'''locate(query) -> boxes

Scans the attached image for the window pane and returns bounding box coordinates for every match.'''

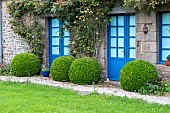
[162,50,170,60]
[129,49,135,58]
[162,13,170,24]
[162,26,170,36]
[129,27,135,36]
[64,47,69,55]
[52,47,59,54]
[162,38,170,48]
[111,27,116,36]
[111,16,116,26]
[118,16,124,26]
[129,38,135,47]
[118,27,124,36]
[52,28,59,36]
[52,19,59,27]
[64,38,70,46]
[118,48,124,58]
[111,38,116,47]
[64,30,70,36]
[118,38,124,47]
[130,16,135,26]
[111,48,116,57]
[52,38,59,45]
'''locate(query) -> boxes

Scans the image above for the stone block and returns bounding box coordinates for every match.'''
[140,53,158,63]
[150,42,158,53]
[155,64,170,72]
[136,32,145,42]
[148,53,158,64]
[99,58,106,70]
[138,11,157,23]
[136,53,142,60]
[141,42,150,53]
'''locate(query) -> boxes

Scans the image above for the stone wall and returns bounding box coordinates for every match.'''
[136,11,158,64]
[136,11,170,80]
[1,1,30,65]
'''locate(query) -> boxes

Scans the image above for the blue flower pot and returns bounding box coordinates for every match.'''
[42,71,50,77]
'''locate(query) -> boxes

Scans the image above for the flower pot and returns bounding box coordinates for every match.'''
[165,60,170,66]
[42,71,50,77]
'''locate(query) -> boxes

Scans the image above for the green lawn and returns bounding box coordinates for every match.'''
[0,81,169,113]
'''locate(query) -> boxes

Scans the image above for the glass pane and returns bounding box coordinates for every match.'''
[162,26,170,36]
[129,27,135,36]
[118,38,124,47]
[52,38,59,45]
[162,50,170,60]
[111,27,116,36]
[111,38,116,47]
[52,19,59,27]
[111,48,116,57]
[118,27,124,36]
[52,47,59,54]
[64,47,69,55]
[111,16,116,26]
[129,49,136,58]
[118,16,124,26]
[130,16,135,26]
[118,48,124,58]
[64,30,70,36]
[129,38,135,47]
[162,38,170,48]
[52,28,59,36]
[162,13,170,24]
[64,38,70,46]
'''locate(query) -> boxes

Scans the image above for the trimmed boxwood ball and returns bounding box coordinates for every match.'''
[50,56,74,82]
[69,57,101,85]
[120,60,158,91]
[10,52,41,77]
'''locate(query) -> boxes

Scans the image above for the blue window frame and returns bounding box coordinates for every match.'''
[159,13,170,63]
[49,18,70,67]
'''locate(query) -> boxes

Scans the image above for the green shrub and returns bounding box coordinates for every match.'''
[50,56,74,82]
[10,52,41,77]
[69,57,101,85]
[120,60,158,91]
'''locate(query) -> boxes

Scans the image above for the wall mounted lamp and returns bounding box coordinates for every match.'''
[143,23,148,34]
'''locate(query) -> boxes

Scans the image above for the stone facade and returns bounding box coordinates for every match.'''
[0,1,170,80]
[1,1,30,65]
[135,11,170,80]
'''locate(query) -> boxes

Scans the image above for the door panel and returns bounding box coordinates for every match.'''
[108,15,136,80]
[49,18,70,67]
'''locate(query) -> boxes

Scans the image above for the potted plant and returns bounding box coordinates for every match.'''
[165,55,170,66]
[42,68,50,77]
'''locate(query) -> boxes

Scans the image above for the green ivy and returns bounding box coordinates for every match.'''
[7,0,122,58]
[7,0,53,58]
[124,0,170,13]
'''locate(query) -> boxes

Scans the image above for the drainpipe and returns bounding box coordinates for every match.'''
[0,3,2,63]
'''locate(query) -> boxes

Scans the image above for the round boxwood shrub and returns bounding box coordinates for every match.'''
[10,52,41,77]
[120,60,158,91]
[69,57,101,85]
[50,56,74,82]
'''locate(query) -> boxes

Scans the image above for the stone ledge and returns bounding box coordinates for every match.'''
[155,64,170,80]
[155,64,170,72]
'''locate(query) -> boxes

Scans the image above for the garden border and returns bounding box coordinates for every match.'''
[0,75,169,105]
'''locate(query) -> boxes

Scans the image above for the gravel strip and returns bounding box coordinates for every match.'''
[0,76,170,105]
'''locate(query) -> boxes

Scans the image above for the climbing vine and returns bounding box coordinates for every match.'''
[7,0,170,58]
[124,0,170,13]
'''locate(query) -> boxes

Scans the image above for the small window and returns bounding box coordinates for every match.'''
[160,13,170,62]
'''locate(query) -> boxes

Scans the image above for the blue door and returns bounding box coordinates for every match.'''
[107,15,136,80]
[49,18,70,66]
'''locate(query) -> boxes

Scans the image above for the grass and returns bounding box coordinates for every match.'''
[0,81,169,113]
